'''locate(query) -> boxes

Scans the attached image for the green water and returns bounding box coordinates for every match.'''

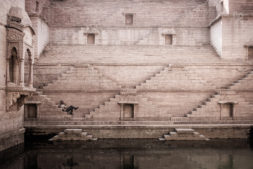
[1,140,253,169]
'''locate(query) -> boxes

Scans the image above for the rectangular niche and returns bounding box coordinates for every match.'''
[24,104,37,120]
[125,14,133,25]
[221,103,234,118]
[165,34,173,45]
[248,47,253,60]
[123,104,134,119]
[87,33,95,44]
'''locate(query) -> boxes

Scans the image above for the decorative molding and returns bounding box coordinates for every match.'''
[7,29,24,41]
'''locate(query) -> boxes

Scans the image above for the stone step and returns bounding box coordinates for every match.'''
[159,128,209,141]
[175,128,194,133]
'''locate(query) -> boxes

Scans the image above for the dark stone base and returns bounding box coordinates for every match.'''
[0,128,25,152]
[0,143,24,164]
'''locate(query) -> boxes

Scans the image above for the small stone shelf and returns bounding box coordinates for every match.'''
[49,129,97,141]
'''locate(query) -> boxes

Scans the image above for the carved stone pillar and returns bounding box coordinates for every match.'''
[19,58,24,87]
[6,58,10,83]
[29,62,33,88]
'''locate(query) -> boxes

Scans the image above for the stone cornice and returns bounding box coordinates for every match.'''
[34,62,253,67]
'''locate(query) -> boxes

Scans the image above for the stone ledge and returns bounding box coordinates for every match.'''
[24,124,253,129]
[43,89,120,93]
[49,129,97,141]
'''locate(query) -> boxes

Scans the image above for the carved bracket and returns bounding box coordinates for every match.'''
[6,91,29,111]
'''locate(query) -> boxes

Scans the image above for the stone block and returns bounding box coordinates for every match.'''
[64,129,82,135]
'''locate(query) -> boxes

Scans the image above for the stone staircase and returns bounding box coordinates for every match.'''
[49,129,97,141]
[225,69,253,90]
[185,91,253,119]
[185,92,219,118]
[86,65,173,119]
[38,45,220,64]
[159,128,209,141]
[36,66,74,90]
[85,94,120,119]
[44,64,121,91]
[27,91,70,120]
[33,64,122,119]
[181,69,253,119]
[136,66,216,91]
[87,94,164,120]
[135,65,172,90]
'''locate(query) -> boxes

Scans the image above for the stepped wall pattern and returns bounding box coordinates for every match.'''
[18,0,253,141]
[31,60,253,122]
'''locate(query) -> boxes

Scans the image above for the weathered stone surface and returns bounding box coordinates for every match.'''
[49,129,97,141]
[1,0,253,152]
[0,0,35,152]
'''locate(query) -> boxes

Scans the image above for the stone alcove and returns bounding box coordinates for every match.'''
[9,47,19,84]
[84,27,99,45]
[6,7,36,111]
[118,101,138,120]
[219,101,237,120]
[160,28,176,45]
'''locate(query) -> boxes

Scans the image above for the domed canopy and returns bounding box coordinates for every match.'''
[8,7,23,19]
[8,7,34,34]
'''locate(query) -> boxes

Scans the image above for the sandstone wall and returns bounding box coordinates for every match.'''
[25,0,50,16]
[40,0,210,46]
[209,0,253,60]
[0,0,26,152]
[49,27,209,46]
[32,64,253,120]
[0,26,7,116]
[222,16,253,60]
[42,0,209,28]
[31,17,49,59]
[229,0,253,14]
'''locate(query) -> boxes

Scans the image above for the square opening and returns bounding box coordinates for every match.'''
[221,103,234,118]
[24,104,37,119]
[123,104,134,119]
[125,14,133,25]
[165,34,173,45]
[248,47,253,60]
[87,33,95,44]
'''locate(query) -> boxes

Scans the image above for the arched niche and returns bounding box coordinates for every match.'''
[24,49,32,87]
[9,47,19,84]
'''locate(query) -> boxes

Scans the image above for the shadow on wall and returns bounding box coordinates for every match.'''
[249,126,253,149]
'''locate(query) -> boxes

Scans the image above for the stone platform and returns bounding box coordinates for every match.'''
[25,123,252,140]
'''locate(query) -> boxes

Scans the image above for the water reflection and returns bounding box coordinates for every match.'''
[1,144,253,169]
[61,156,78,169]
[249,126,253,149]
